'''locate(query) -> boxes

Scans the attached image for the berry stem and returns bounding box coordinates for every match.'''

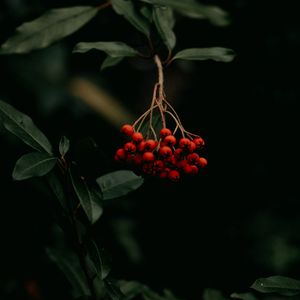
[96,1,111,10]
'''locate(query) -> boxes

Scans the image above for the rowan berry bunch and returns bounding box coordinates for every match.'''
[115,55,207,182]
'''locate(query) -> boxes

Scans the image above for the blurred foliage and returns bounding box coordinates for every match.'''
[1,0,300,300]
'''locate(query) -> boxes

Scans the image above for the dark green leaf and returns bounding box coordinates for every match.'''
[13,152,57,181]
[88,241,111,279]
[105,279,125,300]
[251,276,300,296]
[230,293,258,300]
[140,6,153,22]
[0,100,53,153]
[0,6,98,54]
[173,47,235,62]
[153,6,176,50]
[112,0,150,37]
[96,170,144,200]
[70,171,103,224]
[46,248,90,297]
[120,281,145,300]
[46,171,67,211]
[74,41,139,57]
[59,136,70,157]
[101,56,124,70]
[139,0,229,26]
[203,289,227,300]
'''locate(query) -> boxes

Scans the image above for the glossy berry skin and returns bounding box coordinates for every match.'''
[160,128,172,139]
[159,146,172,157]
[168,170,180,181]
[164,135,176,147]
[131,132,143,143]
[198,157,208,168]
[115,148,126,161]
[121,124,134,136]
[124,142,136,153]
[179,138,191,149]
[144,139,157,151]
[142,152,155,162]
[193,137,205,148]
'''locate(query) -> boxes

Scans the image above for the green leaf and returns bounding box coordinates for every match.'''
[203,289,227,300]
[173,47,235,63]
[153,6,176,50]
[139,0,229,26]
[0,6,98,54]
[70,171,103,224]
[73,41,139,57]
[88,241,111,280]
[140,6,153,22]
[46,171,67,211]
[101,56,124,70]
[230,293,258,300]
[251,276,300,296]
[59,136,70,157]
[112,0,150,37]
[105,279,125,300]
[13,152,57,181]
[97,170,144,200]
[46,248,90,298]
[0,100,53,153]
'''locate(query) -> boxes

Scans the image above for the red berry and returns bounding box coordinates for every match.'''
[159,146,172,157]
[121,124,134,136]
[133,154,143,165]
[179,138,191,149]
[144,139,157,151]
[198,157,208,168]
[168,170,180,181]
[132,132,143,143]
[160,128,172,138]
[177,159,188,169]
[165,155,177,167]
[154,160,164,172]
[193,137,205,148]
[188,141,196,152]
[174,148,183,159]
[164,135,176,147]
[138,141,146,152]
[124,142,136,153]
[184,164,198,175]
[142,163,153,174]
[187,153,200,164]
[143,152,155,162]
[159,171,168,179]
[114,148,126,161]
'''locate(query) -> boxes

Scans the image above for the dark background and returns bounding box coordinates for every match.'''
[1,0,300,299]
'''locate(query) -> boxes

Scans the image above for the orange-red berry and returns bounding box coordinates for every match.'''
[193,137,205,148]
[188,141,196,152]
[115,148,126,161]
[131,132,143,143]
[164,135,176,147]
[142,152,155,162]
[159,146,172,157]
[179,138,191,149]
[124,142,136,153]
[160,128,172,138]
[198,157,208,168]
[168,170,180,181]
[121,124,134,136]
[144,139,157,151]
[184,164,198,175]
[187,153,199,164]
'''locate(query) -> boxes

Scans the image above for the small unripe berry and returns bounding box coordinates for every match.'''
[124,142,136,153]
[131,132,143,143]
[179,138,191,149]
[159,146,172,157]
[144,139,157,151]
[168,170,180,181]
[193,137,205,148]
[160,128,172,139]
[115,148,126,161]
[198,157,208,168]
[164,135,176,147]
[142,151,155,162]
[121,124,134,136]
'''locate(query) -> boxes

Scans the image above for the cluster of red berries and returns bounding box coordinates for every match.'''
[115,124,207,181]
